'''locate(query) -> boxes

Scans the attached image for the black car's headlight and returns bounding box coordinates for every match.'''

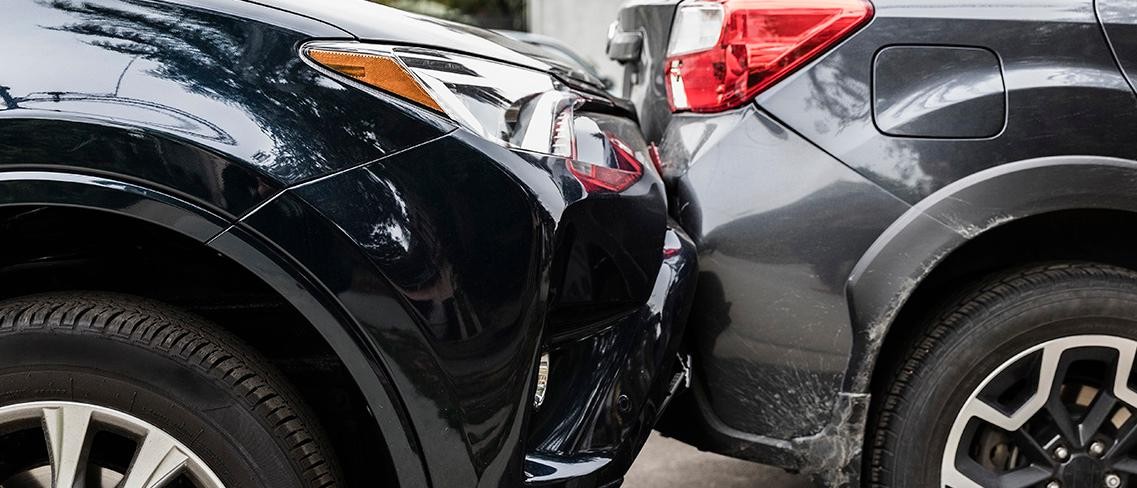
[302,41,578,159]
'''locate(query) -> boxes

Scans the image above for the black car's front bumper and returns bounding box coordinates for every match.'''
[524,222,697,487]
[233,116,696,487]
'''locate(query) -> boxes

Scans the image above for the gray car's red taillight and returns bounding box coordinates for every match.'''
[664,0,874,113]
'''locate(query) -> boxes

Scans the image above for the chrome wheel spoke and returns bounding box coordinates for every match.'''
[0,401,226,488]
[976,344,1061,432]
[42,404,93,488]
[1112,341,1137,409]
[943,465,987,488]
[120,432,188,488]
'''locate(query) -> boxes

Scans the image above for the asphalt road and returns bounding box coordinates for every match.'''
[623,433,813,488]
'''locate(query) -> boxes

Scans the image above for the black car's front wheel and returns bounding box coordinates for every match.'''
[870,263,1137,488]
[0,293,338,488]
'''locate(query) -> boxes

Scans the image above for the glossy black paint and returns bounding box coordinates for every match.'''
[0,171,228,240]
[617,0,1137,485]
[1,0,454,202]
[280,120,680,486]
[287,132,556,487]
[2,1,693,487]
[526,224,696,486]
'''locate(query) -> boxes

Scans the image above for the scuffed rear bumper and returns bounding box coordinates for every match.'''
[524,222,697,487]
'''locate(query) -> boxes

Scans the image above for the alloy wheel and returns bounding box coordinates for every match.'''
[943,335,1137,488]
[0,401,225,488]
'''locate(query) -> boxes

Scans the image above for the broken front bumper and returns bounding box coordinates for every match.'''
[523,222,697,487]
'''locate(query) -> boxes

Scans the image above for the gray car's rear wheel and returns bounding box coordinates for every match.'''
[869,263,1137,488]
[0,293,339,488]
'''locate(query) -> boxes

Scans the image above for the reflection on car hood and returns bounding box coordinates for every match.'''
[258,0,607,90]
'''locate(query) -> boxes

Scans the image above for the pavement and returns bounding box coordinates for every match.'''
[623,433,813,488]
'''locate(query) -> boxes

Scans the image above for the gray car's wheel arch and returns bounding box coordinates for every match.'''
[849,155,1137,397]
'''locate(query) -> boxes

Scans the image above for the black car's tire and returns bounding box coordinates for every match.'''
[0,292,338,487]
[868,263,1137,487]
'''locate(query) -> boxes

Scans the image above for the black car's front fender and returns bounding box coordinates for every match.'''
[261,129,560,487]
[0,168,431,486]
[251,119,691,487]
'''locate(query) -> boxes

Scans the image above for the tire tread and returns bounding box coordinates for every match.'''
[868,262,1137,487]
[0,292,338,488]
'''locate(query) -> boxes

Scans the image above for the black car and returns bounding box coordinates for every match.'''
[0,1,696,486]
[612,0,1137,487]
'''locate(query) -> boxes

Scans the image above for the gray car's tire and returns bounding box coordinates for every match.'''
[0,292,338,487]
[868,263,1137,487]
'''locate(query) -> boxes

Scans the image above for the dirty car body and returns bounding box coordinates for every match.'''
[0,0,694,486]
[613,0,1137,486]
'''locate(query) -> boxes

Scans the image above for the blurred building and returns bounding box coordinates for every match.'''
[376,0,626,90]
[527,0,624,91]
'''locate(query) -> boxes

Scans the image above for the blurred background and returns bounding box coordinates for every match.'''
[374,0,624,90]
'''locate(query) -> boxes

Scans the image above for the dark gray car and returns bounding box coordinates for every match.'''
[612,0,1137,487]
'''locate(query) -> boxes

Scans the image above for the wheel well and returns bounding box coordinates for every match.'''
[0,205,396,486]
[870,208,1137,399]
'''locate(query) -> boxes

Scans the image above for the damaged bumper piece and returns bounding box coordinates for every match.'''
[524,224,697,487]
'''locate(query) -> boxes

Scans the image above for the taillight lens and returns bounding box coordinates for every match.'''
[568,133,644,193]
[665,0,874,113]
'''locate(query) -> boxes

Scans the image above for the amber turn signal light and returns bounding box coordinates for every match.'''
[306,48,443,113]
